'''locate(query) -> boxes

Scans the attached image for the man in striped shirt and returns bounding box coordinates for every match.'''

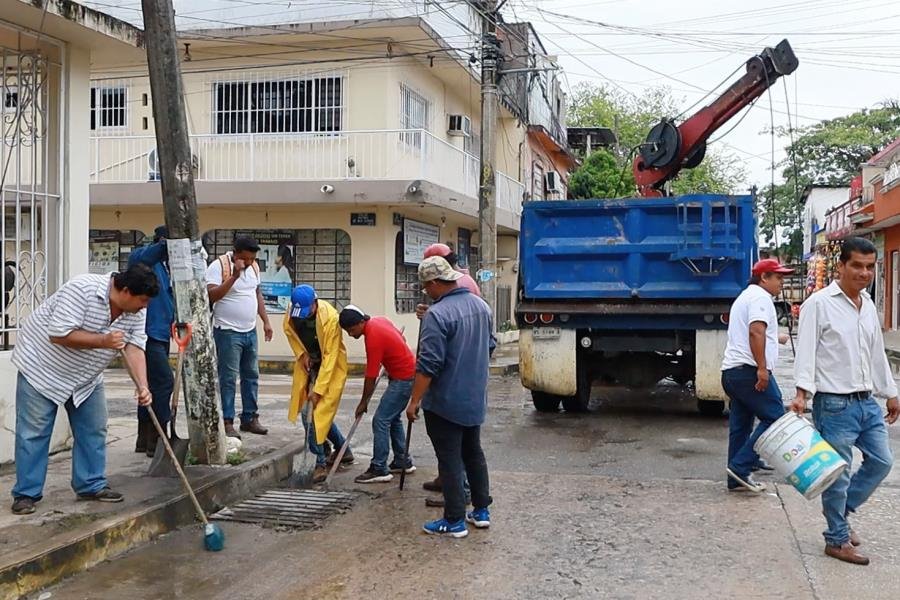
[9,264,159,515]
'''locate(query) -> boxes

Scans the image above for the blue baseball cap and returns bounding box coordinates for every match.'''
[290,285,318,318]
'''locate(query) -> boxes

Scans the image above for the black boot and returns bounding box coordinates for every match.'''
[135,420,149,454]
[145,424,160,457]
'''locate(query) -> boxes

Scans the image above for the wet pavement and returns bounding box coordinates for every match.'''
[29,343,900,599]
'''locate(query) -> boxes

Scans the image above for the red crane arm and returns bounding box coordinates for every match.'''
[633,39,798,197]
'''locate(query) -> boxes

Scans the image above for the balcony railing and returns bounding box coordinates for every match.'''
[90,129,481,200]
[497,172,527,218]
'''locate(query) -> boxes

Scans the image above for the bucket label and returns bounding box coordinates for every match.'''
[786,438,844,495]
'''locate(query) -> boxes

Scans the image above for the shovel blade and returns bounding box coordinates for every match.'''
[148,436,190,478]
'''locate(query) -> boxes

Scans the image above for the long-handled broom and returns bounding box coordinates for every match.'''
[121,349,225,551]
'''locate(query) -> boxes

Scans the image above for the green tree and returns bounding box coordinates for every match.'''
[759,104,900,258]
[567,82,746,198]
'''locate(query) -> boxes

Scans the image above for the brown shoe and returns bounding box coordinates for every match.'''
[850,529,862,547]
[240,416,268,435]
[824,543,869,565]
[423,475,442,492]
[326,448,354,467]
[223,419,242,439]
[312,465,328,484]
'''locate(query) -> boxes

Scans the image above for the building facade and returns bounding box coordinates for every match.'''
[0,0,145,463]
[88,16,571,358]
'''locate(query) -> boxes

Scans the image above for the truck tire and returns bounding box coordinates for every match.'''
[532,391,562,413]
[697,399,726,417]
[562,393,589,413]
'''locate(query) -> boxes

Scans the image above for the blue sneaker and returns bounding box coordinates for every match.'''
[422,517,468,538]
[466,507,490,529]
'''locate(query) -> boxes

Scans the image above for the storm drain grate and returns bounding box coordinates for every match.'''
[211,489,356,530]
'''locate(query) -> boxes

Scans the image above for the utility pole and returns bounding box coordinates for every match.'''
[478,0,500,331]
[141,0,226,464]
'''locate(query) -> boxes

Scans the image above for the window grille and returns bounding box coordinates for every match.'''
[213,77,343,134]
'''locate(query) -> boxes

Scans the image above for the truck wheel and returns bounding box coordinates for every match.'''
[697,399,726,417]
[562,394,589,413]
[532,392,561,413]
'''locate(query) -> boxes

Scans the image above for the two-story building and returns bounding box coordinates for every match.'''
[88,14,571,359]
[0,0,145,463]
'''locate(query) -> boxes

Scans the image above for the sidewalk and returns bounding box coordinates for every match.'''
[0,373,307,600]
[109,341,521,377]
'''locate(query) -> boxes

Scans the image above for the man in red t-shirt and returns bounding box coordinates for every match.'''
[340,305,416,483]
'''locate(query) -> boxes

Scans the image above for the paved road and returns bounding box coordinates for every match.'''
[37,355,900,600]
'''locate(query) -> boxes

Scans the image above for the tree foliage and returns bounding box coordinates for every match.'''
[566,82,746,199]
[758,104,900,258]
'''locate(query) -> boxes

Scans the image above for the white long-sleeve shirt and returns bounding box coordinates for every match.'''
[794,281,897,399]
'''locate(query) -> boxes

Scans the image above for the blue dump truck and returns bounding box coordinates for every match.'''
[515,40,797,414]
[516,195,757,414]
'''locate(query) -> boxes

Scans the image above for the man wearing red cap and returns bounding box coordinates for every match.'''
[721,258,793,493]
[422,243,480,297]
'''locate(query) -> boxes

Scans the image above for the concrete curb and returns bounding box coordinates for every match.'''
[490,362,519,376]
[0,441,306,600]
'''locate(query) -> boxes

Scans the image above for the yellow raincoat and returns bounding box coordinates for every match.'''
[283,299,348,444]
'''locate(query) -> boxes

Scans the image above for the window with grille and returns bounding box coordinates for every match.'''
[3,86,16,108]
[90,86,127,131]
[395,231,422,314]
[88,230,147,274]
[213,77,343,134]
[202,228,351,309]
[399,83,431,148]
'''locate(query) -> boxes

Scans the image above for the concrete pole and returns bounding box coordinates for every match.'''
[141,0,226,464]
[479,0,500,331]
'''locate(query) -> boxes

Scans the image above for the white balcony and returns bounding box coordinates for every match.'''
[90,129,482,200]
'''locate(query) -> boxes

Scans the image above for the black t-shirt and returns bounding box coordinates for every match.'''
[291,316,321,362]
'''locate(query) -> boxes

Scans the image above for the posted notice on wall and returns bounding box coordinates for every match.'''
[403,218,440,265]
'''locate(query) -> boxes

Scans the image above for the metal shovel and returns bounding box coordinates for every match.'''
[149,323,193,477]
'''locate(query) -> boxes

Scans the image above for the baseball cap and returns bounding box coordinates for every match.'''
[751,258,794,276]
[290,285,317,318]
[339,305,370,328]
[423,243,452,259]
[418,256,463,283]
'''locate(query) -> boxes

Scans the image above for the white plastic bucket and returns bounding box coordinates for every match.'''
[753,412,847,500]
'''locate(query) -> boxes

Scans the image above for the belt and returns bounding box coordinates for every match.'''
[819,391,871,401]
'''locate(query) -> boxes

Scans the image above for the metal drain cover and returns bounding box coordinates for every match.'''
[211,489,356,529]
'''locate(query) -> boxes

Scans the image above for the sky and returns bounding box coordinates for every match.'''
[84,0,900,191]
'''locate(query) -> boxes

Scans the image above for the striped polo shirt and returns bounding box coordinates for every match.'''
[11,273,147,407]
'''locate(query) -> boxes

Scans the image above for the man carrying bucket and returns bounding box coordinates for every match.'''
[721,258,792,493]
[792,237,900,566]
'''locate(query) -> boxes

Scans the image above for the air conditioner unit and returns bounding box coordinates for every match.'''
[448,114,471,137]
[148,148,199,181]
[545,171,562,194]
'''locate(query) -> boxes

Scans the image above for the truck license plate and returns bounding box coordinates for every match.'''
[533,327,560,340]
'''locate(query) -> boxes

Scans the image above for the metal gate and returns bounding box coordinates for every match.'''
[497,284,512,326]
[1,28,62,349]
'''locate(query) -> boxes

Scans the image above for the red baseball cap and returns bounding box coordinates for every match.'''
[751,258,794,276]
[423,243,452,259]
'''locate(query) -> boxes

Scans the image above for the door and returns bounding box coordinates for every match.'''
[892,251,899,329]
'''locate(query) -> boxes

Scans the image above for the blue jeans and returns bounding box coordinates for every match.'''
[138,338,173,426]
[213,328,259,424]
[813,392,893,547]
[12,373,109,499]
[722,366,785,484]
[370,378,414,474]
[301,412,347,467]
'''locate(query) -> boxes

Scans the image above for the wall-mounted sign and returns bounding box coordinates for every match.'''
[883,161,900,188]
[403,218,440,265]
[350,212,376,226]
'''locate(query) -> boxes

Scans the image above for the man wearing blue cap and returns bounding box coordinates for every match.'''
[283,285,352,483]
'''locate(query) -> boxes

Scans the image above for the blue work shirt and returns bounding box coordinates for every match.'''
[417,286,495,427]
[128,241,174,343]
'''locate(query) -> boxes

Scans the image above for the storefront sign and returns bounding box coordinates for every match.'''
[883,161,900,188]
[350,212,376,226]
[403,218,440,265]
[89,238,118,274]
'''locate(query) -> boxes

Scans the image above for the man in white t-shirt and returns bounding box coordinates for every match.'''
[206,236,274,438]
[721,258,792,493]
